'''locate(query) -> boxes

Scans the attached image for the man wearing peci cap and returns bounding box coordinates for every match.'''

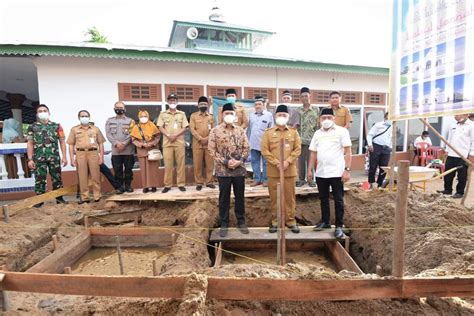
[157,93,189,193]
[247,95,274,187]
[261,104,302,233]
[307,108,352,239]
[281,90,300,128]
[189,96,216,190]
[218,88,248,128]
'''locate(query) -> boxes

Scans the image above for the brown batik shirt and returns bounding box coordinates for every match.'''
[208,123,250,177]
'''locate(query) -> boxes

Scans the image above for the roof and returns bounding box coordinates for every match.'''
[171,20,274,36]
[0,41,389,76]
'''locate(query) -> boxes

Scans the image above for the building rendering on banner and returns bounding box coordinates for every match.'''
[1,5,442,197]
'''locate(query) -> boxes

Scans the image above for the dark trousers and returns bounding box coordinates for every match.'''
[444,156,468,194]
[298,144,311,182]
[368,143,391,186]
[112,155,134,188]
[217,176,246,227]
[100,163,120,189]
[316,177,345,227]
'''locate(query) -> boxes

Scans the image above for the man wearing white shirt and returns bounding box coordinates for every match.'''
[414,131,432,147]
[437,114,474,198]
[367,112,392,189]
[307,108,352,239]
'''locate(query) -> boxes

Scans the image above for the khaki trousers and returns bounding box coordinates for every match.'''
[268,176,297,226]
[76,150,101,201]
[192,147,214,185]
[163,146,186,187]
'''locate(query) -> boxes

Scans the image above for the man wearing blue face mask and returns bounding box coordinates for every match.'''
[218,88,248,128]
[366,112,392,189]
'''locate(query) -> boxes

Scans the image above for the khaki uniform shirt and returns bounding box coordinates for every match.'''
[190,111,214,149]
[156,110,189,147]
[331,105,352,127]
[67,124,106,149]
[261,126,302,178]
[218,103,248,128]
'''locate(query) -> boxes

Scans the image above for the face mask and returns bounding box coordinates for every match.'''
[276,116,289,126]
[199,107,208,112]
[321,119,334,129]
[115,108,125,115]
[38,112,49,121]
[139,117,149,124]
[168,103,177,109]
[224,114,236,124]
[226,96,236,103]
[79,117,90,125]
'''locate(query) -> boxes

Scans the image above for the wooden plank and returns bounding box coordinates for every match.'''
[27,231,91,274]
[83,209,145,226]
[222,240,325,251]
[89,227,178,247]
[0,272,472,301]
[392,160,409,278]
[324,241,363,274]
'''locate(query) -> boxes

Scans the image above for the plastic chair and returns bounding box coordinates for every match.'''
[416,142,430,166]
[427,146,445,173]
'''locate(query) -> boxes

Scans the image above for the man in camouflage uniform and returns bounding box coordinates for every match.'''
[27,104,68,207]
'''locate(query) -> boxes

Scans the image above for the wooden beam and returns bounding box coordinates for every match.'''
[0,272,472,301]
[89,227,178,247]
[221,240,325,251]
[324,241,363,274]
[27,231,91,274]
[81,209,145,226]
[392,160,409,278]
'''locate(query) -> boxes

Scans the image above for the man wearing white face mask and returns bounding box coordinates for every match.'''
[217,88,248,128]
[67,110,106,204]
[308,108,352,239]
[281,90,300,128]
[261,104,302,233]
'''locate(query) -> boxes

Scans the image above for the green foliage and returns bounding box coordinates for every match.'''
[85,27,109,43]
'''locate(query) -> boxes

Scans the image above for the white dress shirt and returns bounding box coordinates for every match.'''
[446,119,474,158]
[414,136,432,147]
[309,125,352,178]
[367,121,393,148]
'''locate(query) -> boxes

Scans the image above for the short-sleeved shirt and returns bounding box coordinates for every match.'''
[105,116,134,155]
[67,124,106,150]
[156,110,189,147]
[331,105,353,127]
[26,121,65,162]
[189,111,214,149]
[309,125,352,178]
[298,106,318,145]
[247,110,274,151]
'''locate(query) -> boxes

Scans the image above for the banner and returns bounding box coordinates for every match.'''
[389,0,474,120]
[211,97,256,124]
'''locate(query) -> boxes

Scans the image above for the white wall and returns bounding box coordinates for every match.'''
[33,56,389,169]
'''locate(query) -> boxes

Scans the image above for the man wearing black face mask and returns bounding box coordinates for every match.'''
[190,96,215,190]
[105,101,135,194]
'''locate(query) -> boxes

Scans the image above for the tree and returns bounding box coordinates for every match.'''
[84,27,109,43]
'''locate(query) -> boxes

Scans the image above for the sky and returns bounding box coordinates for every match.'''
[0,0,393,67]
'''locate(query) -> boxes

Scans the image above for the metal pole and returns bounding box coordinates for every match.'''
[389,121,397,190]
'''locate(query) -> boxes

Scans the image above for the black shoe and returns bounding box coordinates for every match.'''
[269,225,277,233]
[33,202,44,208]
[219,227,228,237]
[143,188,149,194]
[56,196,68,204]
[313,222,331,231]
[125,186,134,193]
[452,193,464,199]
[238,224,249,234]
[308,181,317,188]
[78,200,90,205]
[162,187,171,193]
[151,187,157,193]
[206,184,216,189]
[437,190,452,195]
[334,227,344,239]
[116,187,125,195]
[179,186,186,192]
[93,198,101,203]
[288,225,300,234]
[196,185,202,191]
[296,180,306,187]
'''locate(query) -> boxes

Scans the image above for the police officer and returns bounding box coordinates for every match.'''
[105,101,134,194]
[67,110,106,203]
[261,104,301,233]
[157,94,189,193]
[27,104,68,207]
[218,88,248,128]
[189,96,215,190]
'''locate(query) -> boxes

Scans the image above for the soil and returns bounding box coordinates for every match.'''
[1,186,473,315]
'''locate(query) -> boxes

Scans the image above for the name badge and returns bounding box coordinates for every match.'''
[173,122,178,129]
[208,124,212,130]
[90,137,95,144]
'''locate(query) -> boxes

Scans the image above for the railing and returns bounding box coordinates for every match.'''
[0,143,34,193]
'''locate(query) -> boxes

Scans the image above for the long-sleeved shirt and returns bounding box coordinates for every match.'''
[105,116,134,155]
[298,106,318,145]
[208,123,250,177]
[446,120,474,158]
[367,121,392,148]
[261,126,301,177]
[247,110,274,151]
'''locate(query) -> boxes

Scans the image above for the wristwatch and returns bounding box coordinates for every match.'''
[344,167,351,171]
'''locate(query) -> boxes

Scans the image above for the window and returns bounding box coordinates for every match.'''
[348,108,361,154]
[395,120,406,151]
[363,108,385,153]
[165,84,204,102]
[279,88,301,103]
[364,92,386,105]
[312,90,331,104]
[407,119,425,149]
[207,86,242,99]
[118,83,162,101]
[341,91,362,104]
[244,87,277,103]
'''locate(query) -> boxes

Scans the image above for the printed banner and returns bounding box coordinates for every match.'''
[211,97,256,124]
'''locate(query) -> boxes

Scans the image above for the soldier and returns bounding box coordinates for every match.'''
[296,87,318,187]
[105,101,135,194]
[157,93,189,193]
[189,96,216,191]
[328,91,352,129]
[261,104,301,233]
[26,104,68,208]
[67,110,106,204]
[217,88,248,128]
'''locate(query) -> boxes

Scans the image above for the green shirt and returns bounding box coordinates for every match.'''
[26,121,64,162]
[298,106,318,145]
